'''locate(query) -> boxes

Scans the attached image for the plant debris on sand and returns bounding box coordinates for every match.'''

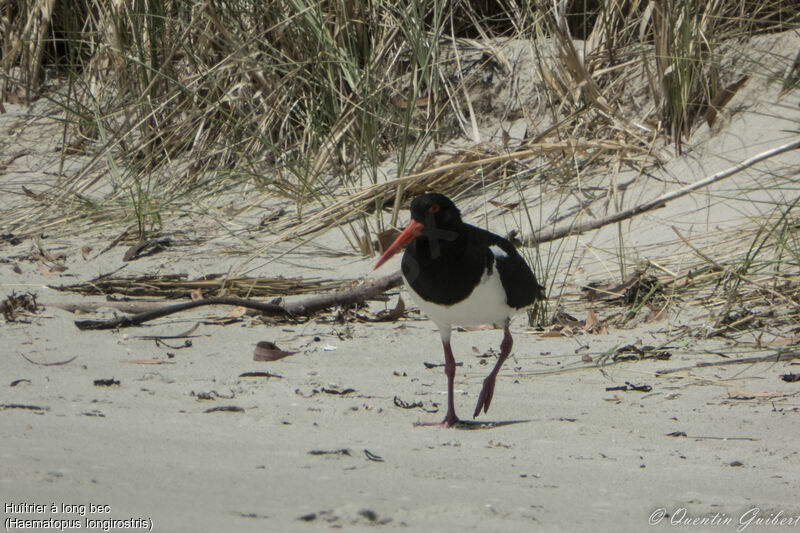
[2,2,800,530]
[1,0,798,353]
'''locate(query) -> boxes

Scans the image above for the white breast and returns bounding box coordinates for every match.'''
[403,265,521,330]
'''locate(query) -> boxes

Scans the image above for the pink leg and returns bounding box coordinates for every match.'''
[416,338,460,427]
[473,325,513,418]
[441,340,460,426]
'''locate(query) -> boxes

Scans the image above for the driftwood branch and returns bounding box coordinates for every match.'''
[50,300,180,315]
[524,139,800,246]
[73,271,404,330]
[282,271,403,315]
[74,297,288,330]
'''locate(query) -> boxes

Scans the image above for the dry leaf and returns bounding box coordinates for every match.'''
[376,229,401,253]
[582,271,658,304]
[122,242,143,262]
[553,311,582,327]
[774,335,800,347]
[375,296,405,321]
[259,207,286,225]
[706,75,749,127]
[81,246,93,260]
[123,238,171,262]
[253,341,297,362]
[489,200,520,211]
[225,306,247,318]
[582,280,628,301]
[647,305,667,322]
[584,309,599,330]
[36,262,52,277]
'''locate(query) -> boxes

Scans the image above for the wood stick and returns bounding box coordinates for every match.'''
[523,139,800,246]
[72,271,404,330]
[283,271,403,315]
[49,300,165,315]
[73,297,289,330]
[656,349,800,375]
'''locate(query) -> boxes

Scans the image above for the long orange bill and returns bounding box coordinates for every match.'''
[374,219,424,269]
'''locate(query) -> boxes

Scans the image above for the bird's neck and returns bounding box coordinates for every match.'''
[412,228,465,263]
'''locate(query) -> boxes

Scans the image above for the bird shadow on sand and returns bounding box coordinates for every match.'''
[414,419,530,430]
[454,419,530,430]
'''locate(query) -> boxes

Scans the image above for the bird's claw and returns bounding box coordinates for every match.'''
[473,376,496,418]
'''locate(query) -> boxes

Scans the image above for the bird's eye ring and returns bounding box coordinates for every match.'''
[429,203,440,213]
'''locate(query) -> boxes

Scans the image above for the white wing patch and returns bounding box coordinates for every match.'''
[489,245,508,260]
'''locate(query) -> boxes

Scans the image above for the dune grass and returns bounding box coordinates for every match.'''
[1,0,798,329]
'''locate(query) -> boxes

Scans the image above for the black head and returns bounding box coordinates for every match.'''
[409,193,462,232]
[374,193,462,269]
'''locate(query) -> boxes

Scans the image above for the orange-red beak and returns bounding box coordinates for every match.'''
[374,219,424,269]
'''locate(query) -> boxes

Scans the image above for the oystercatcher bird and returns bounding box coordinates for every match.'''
[374,193,544,427]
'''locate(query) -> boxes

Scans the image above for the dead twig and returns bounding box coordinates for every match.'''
[703,308,776,338]
[73,271,403,330]
[672,225,800,314]
[522,139,800,246]
[656,350,800,375]
[74,297,289,330]
[19,353,78,366]
[48,300,167,315]
[53,272,355,298]
[282,271,402,315]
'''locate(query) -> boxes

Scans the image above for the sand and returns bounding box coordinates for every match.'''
[2,33,800,532]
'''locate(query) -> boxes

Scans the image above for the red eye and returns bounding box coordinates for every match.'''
[430,203,440,213]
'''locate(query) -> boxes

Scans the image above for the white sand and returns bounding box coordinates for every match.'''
[2,32,800,532]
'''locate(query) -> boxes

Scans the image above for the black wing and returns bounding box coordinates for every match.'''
[473,226,545,309]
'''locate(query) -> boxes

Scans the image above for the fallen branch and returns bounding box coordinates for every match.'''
[74,297,288,330]
[656,349,800,375]
[52,272,354,298]
[523,139,800,246]
[282,271,403,315]
[73,271,403,330]
[50,300,166,315]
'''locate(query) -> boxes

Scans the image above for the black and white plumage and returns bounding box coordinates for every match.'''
[375,193,544,427]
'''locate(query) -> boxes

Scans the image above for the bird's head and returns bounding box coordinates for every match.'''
[374,193,461,269]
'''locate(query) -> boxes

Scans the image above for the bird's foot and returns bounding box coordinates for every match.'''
[473,375,497,418]
[414,412,460,428]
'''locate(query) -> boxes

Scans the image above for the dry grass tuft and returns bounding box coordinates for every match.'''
[1,0,798,334]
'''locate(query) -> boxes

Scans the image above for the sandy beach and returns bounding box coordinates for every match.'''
[2,27,800,533]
